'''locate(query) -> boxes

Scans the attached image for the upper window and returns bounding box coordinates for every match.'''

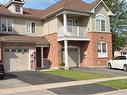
[1,19,13,33]
[67,19,74,26]
[15,5,21,13]
[97,41,107,57]
[96,15,106,32]
[26,21,36,34]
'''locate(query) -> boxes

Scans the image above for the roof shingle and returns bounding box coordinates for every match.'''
[0,0,101,19]
[0,35,50,45]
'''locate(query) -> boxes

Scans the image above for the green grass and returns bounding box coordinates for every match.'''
[44,70,114,80]
[98,79,127,89]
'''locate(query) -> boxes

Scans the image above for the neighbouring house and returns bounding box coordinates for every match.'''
[114,45,127,57]
[0,0,113,72]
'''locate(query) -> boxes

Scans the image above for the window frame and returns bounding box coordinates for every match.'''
[97,41,108,58]
[95,14,106,32]
[67,19,74,26]
[15,4,21,13]
[1,19,13,33]
[26,21,36,34]
[31,21,36,33]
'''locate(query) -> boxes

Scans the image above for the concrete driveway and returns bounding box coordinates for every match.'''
[0,71,74,89]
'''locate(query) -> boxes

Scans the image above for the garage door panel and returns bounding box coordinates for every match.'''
[62,48,79,68]
[4,48,29,72]
[68,50,79,67]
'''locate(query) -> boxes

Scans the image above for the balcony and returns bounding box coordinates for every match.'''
[57,26,89,41]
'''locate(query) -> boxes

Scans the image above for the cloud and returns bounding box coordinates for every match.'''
[0,0,9,5]
[24,0,59,9]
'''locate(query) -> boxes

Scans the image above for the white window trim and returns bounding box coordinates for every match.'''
[15,4,21,13]
[31,21,36,33]
[97,41,108,58]
[1,19,13,33]
[95,14,106,32]
[25,21,36,34]
[67,19,74,26]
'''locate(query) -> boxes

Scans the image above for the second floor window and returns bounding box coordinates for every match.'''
[96,15,106,32]
[26,21,36,33]
[1,19,13,33]
[15,5,21,13]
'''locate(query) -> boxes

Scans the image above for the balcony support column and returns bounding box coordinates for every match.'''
[63,14,67,36]
[41,47,44,68]
[0,43,3,64]
[64,40,69,70]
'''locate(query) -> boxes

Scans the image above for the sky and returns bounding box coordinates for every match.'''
[0,0,95,10]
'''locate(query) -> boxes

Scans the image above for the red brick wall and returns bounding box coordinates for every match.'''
[85,32,113,67]
[46,33,61,68]
[45,32,112,68]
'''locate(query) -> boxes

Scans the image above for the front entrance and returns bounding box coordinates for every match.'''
[36,47,42,69]
[36,47,51,69]
[62,48,80,68]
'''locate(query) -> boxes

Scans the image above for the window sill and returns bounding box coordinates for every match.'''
[97,57,109,59]
[0,32,14,34]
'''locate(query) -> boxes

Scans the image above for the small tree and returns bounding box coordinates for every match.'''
[112,32,126,51]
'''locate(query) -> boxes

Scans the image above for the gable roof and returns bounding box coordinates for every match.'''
[0,5,44,19]
[90,0,114,15]
[0,0,113,19]
[42,0,91,18]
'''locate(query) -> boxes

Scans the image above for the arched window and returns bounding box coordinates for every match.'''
[96,15,106,32]
[97,41,107,57]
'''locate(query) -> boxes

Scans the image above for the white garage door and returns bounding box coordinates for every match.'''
[62,48,80,67]
[4,48,29,72]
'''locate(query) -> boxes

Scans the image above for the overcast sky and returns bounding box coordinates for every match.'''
[0,0,95,10]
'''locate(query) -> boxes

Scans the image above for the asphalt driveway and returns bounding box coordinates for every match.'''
[74,67,127,76]
[48,84,116,95]
[0,71,74,89]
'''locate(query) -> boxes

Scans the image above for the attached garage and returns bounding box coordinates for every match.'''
[0,35,50,72]
[3,48,30,72]
[62,48,80,68]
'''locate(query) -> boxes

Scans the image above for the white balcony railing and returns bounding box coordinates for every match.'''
[57,26,88,39]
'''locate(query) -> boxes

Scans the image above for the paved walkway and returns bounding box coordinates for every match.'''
[0,76,127,94]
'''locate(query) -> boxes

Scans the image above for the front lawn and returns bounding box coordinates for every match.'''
[98,79,127,89]
[44,70,114,80]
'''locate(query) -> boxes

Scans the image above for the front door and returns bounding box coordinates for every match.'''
[36,47,42,69]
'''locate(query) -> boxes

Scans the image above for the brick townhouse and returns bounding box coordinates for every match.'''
[0,0,113,72]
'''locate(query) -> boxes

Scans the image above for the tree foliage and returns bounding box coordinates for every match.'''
[112,32,126,51]
[103,0,127,54]
[104,0,127,33]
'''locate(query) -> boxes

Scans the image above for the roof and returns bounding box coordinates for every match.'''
[42,0,91,17]
[0,0,110,19]
[0,5,44,19]
[89,0,101,11]
[0,35,50,45]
